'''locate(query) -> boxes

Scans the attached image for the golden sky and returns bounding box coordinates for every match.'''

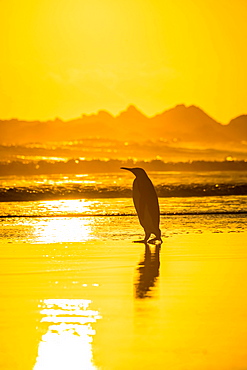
[1,0,246,122]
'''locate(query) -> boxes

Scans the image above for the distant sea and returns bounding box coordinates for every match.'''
[1,170,247,203]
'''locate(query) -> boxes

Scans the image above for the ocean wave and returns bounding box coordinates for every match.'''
[1,210,247,218]
[0,183,247,202]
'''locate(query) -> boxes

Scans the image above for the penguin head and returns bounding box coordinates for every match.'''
[121,167,147,178]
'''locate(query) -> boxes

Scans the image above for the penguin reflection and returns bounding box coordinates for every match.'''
[135,244,160,299]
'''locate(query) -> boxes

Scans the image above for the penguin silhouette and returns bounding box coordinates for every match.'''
[121,167,162,243]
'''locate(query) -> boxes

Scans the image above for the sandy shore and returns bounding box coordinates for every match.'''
[1,231,247,369]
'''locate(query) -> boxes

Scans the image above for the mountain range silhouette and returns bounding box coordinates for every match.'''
[0,104,246,146]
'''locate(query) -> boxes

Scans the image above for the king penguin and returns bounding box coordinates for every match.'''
[121,167,162,243]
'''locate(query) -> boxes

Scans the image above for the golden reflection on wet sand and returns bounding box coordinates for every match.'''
[33,217,93,243]
[34,299,100,370]
[1,230,247,369]
[32,199,95,244]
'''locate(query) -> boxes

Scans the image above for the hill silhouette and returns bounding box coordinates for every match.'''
[0,105,247,147]
[150,105,230,143]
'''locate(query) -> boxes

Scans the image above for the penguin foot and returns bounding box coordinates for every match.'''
[148,237,163,245]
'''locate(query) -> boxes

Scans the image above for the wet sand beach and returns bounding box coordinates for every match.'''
[1,229,247,370]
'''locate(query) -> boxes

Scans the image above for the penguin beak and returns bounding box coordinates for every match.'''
[120,167,133,172]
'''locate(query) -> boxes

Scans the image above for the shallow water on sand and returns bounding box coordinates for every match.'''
[0,209,247,369]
